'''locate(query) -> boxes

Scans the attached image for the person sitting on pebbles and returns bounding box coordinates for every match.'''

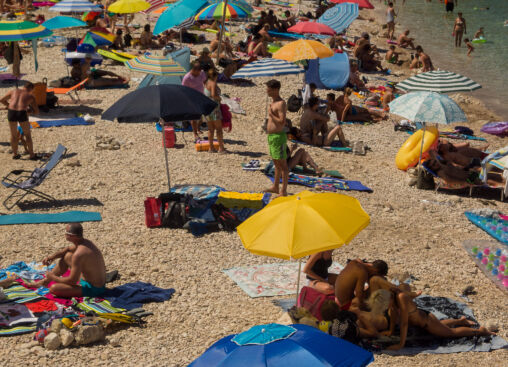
[27,223,106,298]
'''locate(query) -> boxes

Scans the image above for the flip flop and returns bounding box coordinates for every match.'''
[12,154,21,160]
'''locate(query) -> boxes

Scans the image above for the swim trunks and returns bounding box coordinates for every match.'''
[335,297,352,311]
[446,2,454,12]
[79,279,106,297]
[267,132,287,160]
[7,109,28,123]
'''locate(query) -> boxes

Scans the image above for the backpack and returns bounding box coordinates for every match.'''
[328,312,360,345]
[287,94,302,112]
[297,286,335,321]
[159,193,189,228]
[211,204,241,231]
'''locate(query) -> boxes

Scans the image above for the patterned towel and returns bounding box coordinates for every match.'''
[465,212,508,245]
[265,172,372,192]
[75,298,126,314]
[223,262,343,298]
[0,325,36,336]
[3,284,43,303]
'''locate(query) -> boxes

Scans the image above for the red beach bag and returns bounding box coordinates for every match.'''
[144,197,162,228]
[297,286,335,321]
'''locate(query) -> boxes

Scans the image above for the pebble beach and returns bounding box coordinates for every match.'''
[0,1,507,366]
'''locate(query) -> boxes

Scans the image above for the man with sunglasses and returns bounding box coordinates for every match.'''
[27,223,106,298]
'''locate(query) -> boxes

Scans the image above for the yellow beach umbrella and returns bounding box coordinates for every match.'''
[273,39,334,62]
[108,0,150,14]
[237,191,369,300]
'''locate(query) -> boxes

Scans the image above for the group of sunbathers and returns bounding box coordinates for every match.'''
[304,251,495,350]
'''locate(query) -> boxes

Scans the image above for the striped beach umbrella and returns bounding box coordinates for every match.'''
[231,58,303,79]
[329,0,374,10]
[195,1,250,20]
[49,0,102,13]
[0,20,52,41]
[125,53,186,76]
[81,28,115,46]
[317,3,359,34]
[396,70,481,93]
[108,0,150,14]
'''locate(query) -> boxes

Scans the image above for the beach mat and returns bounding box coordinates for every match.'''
[0,325,36,336]
[461,240,508,295]
[84,84,129,90]
[242,160,344,178]
[381,296,508,355]
[464,212,508,245]
[290,139,352,152]
[265,170,372,192]
[223,262,343,298]
[30,117,93,128]
[0,211,102,226]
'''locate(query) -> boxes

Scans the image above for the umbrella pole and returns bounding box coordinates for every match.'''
[416,122,427,188]
[216,0,228,65]
[295,258,302,305]
[161,120,171,190]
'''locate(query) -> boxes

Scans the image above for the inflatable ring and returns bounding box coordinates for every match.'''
[472,38,487,43]
[395,126,439,170]
[267,43,281,53]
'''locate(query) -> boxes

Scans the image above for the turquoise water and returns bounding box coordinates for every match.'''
[395,0,508,119]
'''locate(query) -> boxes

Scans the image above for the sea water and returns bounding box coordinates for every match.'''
[394,0,508,120]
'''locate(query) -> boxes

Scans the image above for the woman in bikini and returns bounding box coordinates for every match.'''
[333,88,386,122]
[453,12,467,47]
[247,34,269,58]
[203,69,226,153]
[303,250,337,294]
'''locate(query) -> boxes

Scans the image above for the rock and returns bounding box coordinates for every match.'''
[383,204,394,212]
[75,325,105,345]
[65,159,81,167]
[486,320,499,332]
[108,336,121,347]
[60,329,74,347]
[20,341,39,349]
[44,333,61,350]
[407,177,417,186]
[50,319,63,333]
[31,345,44,354]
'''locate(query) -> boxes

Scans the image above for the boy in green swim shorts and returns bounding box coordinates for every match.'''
[264,79,289,197]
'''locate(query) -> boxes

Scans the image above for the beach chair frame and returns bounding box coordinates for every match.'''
[1,144,67,209]
[46,78,89,103]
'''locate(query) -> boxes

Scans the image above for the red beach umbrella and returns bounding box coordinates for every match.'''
[329,0,374,10]
[287,21,336,36]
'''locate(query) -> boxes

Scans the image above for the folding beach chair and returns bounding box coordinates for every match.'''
[46,78,89,103]
[1,144,67,209]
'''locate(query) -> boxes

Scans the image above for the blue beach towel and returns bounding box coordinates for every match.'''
[32,117,93,128]
[0,261,55,281]
[266,173,372,192]
[102,282,175,310]
[0,211,102,226]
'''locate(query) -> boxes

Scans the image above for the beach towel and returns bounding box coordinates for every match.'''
[220,96,246,115]
[381,296,508,355]
[24,299,57,313]
[464,211,508,245]
[2,284,44,303]
[223,262,343,298]
[0,324,37,336]
[242,160,344,178]
[30,117,93,128]
[0,211,102,226]
[0,262,54,281]
[84,84,129,90]
[290,139,352,152]
[75,298,126,314]
[102,282,175,310]
[170,184,225,201]
[0,303,37,327]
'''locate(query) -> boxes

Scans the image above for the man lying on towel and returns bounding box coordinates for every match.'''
[81,55,130,88]
[27,223,106,297]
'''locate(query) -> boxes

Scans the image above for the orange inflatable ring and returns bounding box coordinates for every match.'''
[395,126,439,170]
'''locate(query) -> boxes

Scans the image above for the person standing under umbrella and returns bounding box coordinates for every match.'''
[264,79,288,197]
[182,61,207,141]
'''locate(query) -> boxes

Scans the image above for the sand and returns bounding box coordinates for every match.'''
[0,2,506,366]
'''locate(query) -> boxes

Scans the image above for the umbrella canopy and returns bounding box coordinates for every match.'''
[208,0,254,13]
[0,20,52,41]
[49,0,102,13]
[288,21,335,36]
[273,39,333,62]
[388,91,467,124]
[151,5,168,14]
[42,16,87,30]
[237,191,370,260]
[153,0,208,35]
[81,28,115,46]
[189,323,374,367]
[108,0,150,13]
[330,0,374,9]
[126,54,186,76]
[317,3,359,33]
[231,58,303,79]
[102,84,217,123]
[195,1,250,20]
[396,70,481,93]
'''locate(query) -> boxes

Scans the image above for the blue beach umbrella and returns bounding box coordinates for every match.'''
[189,323,375,367]
[153,0,208,35]
[317,3,359,34]
[42,16,87,30]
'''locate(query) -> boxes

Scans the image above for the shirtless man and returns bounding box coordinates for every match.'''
[264,79,288,197]
[382,83,396,111]
[300,97,347,147]
[27,223,106,298]
[334,259,389,310]
[1,82,38,160]
[258,24,273,43]
[410,46,434,72]
[82,55,130,88]
[397,30,415,49]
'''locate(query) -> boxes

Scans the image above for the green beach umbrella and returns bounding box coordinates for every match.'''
[0,19,52,42]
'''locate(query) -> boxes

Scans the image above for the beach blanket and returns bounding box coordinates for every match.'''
[0,262,54,281]
[462,240,508,295]
[24,300,58,313]
[464,211,508,245]
[0,324,36,336]
[0,211,102,226]
[30,117,93,128]
[75,298,126,314]
[0,303,37,327]
[242,160,344,178]
[223,262,343,298]
[102,282,175,310]
[290,139,353,152]
[381,296,508,355]
[2,284,43,304]
[170,184,225,201]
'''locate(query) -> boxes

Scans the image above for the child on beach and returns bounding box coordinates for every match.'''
[464,38,474,56]
[385,45,399,64]
[474,27,485,39]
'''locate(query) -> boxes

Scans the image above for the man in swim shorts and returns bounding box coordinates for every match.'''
[0,82,39,160]
[334,259,389,310]
[27,223,107,298]
[264,79,289,197]
[445,0,455,13]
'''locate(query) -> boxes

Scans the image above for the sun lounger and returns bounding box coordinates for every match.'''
[46,78,88,103]
[1,144,67,209]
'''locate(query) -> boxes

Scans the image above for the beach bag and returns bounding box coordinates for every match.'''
[144,197,162,228]
[328,313,360,345]
[287,94,302,112]
[417,168,435,190]
[32,78,47,107]
[211,203,241,231]
[297,286,335,321]
[46,92,58,109]
[220,104,232,132]
[159,192,189,228]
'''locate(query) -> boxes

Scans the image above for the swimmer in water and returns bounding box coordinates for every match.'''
[464,38,474,56]
[473,27,484,39]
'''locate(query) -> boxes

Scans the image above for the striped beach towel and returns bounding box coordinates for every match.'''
[75,298,126,314]
[3,285,43,303]
[0,325,36,336]
[170,184,225,201]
